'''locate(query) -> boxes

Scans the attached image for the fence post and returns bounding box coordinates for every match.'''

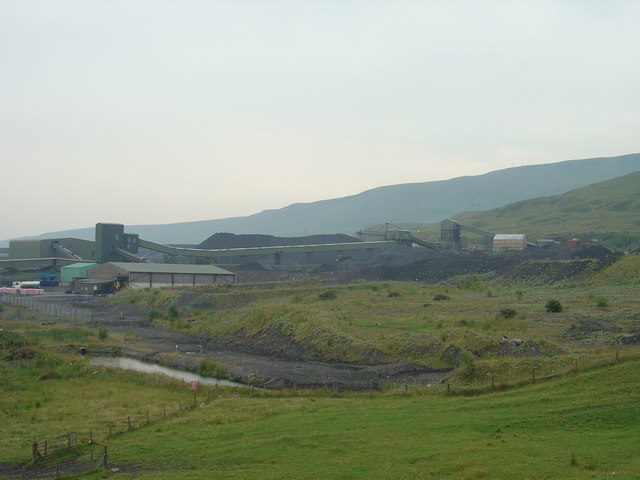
[44,440,47,457]
[103,446,108,468]
[146,410,150,425]
[32,437,38,463]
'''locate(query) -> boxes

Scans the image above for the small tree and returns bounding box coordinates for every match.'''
[545,300,563,313]
[498,308,517,319]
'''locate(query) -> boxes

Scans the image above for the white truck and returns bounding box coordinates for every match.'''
[12,281,41,288]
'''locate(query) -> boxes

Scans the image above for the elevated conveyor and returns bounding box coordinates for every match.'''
[137,238,396,259]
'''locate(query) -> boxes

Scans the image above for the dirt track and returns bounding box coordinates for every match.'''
[30,293,449,390]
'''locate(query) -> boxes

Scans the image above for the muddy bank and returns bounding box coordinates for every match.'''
[35,294,449,390]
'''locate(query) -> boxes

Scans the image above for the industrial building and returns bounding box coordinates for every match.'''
[60,262,99,282]
[9,238,95,261]
[492,234,528,252]
[86,262,236,289]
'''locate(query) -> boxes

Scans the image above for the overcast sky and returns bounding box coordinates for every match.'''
[1,0,638,239]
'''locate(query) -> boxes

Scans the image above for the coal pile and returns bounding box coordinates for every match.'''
[198,232,360,249]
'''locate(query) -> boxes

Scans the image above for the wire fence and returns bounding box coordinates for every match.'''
[0,293,93,322]
[15,391,211,479]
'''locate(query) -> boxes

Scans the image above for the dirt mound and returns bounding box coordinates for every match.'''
[199,232,360,249]
[504,259,603,284]
[564,319,622,340]
[354,251,524,283]
[571,245,618,262]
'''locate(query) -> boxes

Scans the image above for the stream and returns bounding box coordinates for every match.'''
[89,356,245,388]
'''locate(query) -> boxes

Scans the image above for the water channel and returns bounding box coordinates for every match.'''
[89,356,244,388]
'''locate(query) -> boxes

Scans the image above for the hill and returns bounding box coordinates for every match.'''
[454,170,640,249]
[3,153,639,245]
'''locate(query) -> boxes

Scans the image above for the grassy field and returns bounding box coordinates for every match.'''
[2,255,640,478]
[2,328,639,479]
[109,256,640,386]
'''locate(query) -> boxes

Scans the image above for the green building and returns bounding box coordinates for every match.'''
[60,262,99,282]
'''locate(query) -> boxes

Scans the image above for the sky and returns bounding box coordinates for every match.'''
[1,0,639,240]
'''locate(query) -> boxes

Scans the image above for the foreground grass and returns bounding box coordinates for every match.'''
[2,313,640,478]
[99,358,640,479]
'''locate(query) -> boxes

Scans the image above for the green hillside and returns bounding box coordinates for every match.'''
[454,170,640,249]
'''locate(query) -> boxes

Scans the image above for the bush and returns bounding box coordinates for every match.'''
[167,305,180,319]
[198,359,215,377]
[594,297,609,308]
[498,308,517,319]
[148,309,162,321]
[318,291,338,301]
[0,331,27,349]
[459,355,477,382]
[545,300,563,313]
[433,294,450,301]
[98,328,108,340]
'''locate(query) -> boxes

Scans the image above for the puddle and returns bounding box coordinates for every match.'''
[89,356,244,388]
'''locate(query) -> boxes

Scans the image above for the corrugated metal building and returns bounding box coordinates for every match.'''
[86,262,236,288]
[9,238,95,260]
[493,234,527,252]
[60,262,99,282]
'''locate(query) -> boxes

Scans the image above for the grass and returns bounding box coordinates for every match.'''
[453,171,640,250]
[2,310,640,478]
[109,258,640,386]
[50,357,640,479]
[2,257,640,478]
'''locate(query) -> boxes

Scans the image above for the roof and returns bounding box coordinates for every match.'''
[62,262,99,269]
[103,262,235,275]
[494,234,527,240]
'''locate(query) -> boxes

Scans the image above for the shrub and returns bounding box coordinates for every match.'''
[433,294,450,301]
[498,308,517,319]
[486,290,493,298]
[545,300,563,313]
[198,359,215,377]
[0,331,27,349]
[318,291,338,301]
[7,346,37,360]
[148,309,162,321]
[594,297,609,308]
[167,305,180,319]
[515,290,524,300]
[387,291,400,298]
[459,355,477,382]
[98,328,108,340]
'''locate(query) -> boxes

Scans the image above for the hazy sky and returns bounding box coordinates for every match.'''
[1,1,639,239]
